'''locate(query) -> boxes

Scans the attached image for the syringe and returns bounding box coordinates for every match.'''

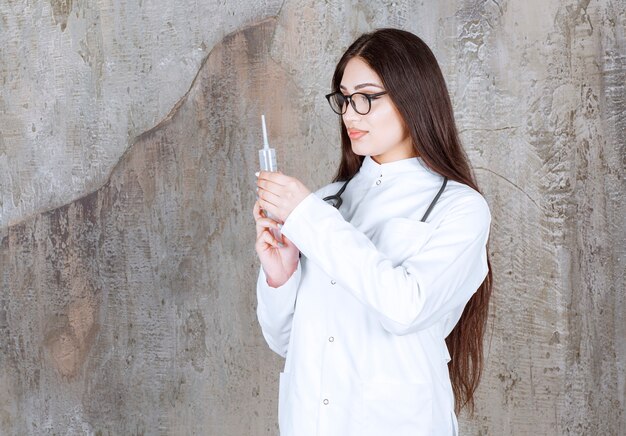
[259,115,283,243]
[260,115,277,172]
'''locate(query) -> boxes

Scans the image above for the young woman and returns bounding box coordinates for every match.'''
[253,28,492,436]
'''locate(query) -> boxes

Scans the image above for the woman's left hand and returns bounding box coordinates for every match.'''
[256,171,311,223]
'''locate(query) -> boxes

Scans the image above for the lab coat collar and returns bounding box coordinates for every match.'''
[360,155,439,179]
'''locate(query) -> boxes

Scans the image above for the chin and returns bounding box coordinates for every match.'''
[350,142,371,157]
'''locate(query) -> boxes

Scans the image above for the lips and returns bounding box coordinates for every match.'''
[347,128,368,140]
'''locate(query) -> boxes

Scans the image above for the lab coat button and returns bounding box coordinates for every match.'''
[330,280,336,285]
[328,336,334,342]
[323,399,329,405]
[375,179,381,185]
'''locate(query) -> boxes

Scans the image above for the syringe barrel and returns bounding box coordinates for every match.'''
[258,146,282,242]
[259,148,277,172]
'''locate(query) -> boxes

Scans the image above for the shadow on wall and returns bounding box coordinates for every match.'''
[0,18,296,434]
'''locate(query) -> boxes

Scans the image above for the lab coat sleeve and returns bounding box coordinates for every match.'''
[256,182,344,356]
[256,262,302,357]
[280,191,491,335]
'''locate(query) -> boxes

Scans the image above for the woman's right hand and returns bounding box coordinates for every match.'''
[253,200,300,288]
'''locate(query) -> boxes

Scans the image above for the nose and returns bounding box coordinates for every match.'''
[342,101,361,122]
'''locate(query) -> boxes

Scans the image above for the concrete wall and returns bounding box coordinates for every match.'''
[1,0,624,435]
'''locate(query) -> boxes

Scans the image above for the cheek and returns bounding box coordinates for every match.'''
[373,107,407,143]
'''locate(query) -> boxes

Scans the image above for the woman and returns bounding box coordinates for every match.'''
[254,28,492,436]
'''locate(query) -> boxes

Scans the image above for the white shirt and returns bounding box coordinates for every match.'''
[257,156,491,436]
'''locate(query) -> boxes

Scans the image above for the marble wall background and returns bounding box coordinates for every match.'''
[1,0,624,434]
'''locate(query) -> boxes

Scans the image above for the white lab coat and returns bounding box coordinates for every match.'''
[257,156,490,436]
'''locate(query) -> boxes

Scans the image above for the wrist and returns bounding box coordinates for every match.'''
[264,262,298,288]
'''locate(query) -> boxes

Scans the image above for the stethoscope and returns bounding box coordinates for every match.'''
[323,175,448,223]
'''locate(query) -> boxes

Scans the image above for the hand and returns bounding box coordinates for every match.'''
[253,200,300,288]
[255,171,311,223]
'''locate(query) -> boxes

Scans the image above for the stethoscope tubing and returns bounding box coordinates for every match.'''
[323,175,448,223]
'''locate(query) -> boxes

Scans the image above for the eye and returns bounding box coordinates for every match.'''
[355,93,370,104]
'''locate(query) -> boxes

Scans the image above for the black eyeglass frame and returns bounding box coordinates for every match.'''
[325,91,388,115]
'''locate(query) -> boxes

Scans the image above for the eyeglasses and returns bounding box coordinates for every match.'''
[325,91,388,115]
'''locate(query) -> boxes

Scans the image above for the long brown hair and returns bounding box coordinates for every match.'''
[330,28,493,415]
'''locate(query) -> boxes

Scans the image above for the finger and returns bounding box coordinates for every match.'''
[253,200,274,220]
[257,186,282,207]
[255,217,280,237]
[253,200,263,220]
[258,197,281,221]
[257,177,286,199]
[257,171,293,186]
[256,228,280,250]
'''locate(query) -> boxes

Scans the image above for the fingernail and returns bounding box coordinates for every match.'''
[277,223,283,229]
[255,171,260,177]
[278,242,285,248]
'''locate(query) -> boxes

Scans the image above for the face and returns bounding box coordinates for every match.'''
[340,57,415,164]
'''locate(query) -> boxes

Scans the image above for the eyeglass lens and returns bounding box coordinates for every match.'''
[329,93,371,115]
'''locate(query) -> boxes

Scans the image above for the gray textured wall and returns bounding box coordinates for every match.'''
[1,1,624,435]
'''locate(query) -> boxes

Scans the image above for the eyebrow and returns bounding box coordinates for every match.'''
[339,82,384,91]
